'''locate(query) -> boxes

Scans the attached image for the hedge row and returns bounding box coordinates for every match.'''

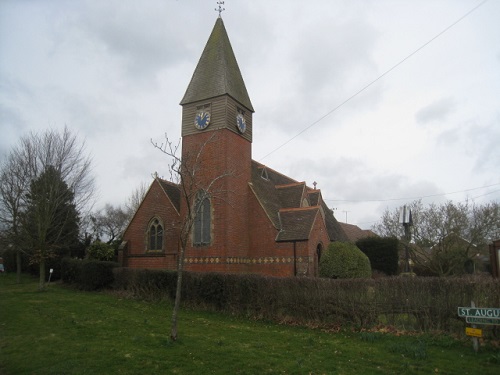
[112,268,500,332]
[61,258,119,291]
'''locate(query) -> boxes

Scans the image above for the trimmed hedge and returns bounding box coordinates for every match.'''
[356,237,399,276]
[112,268,500,333]
[61,257,118,290]
[320,242,372,279]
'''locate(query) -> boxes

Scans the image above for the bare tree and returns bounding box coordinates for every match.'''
[0,143,32,283]
[152,133,234,341]
[125,181,149,220]
[0,127,95,289]
[91,204,129,244]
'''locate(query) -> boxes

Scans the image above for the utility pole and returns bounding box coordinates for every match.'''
[342,210,350,224]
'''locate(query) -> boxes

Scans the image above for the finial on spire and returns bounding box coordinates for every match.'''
[215,1,225,17]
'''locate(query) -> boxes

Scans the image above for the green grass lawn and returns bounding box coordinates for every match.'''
[1,273,499,374]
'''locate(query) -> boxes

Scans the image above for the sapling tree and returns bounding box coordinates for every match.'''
[152,132,234,341]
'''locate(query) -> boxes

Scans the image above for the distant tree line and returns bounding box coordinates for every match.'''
[372,200,499,276]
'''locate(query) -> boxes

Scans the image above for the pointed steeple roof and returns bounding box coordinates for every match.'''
[180,17,254,112]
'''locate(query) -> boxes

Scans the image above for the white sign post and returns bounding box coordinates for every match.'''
[48,268,54,284]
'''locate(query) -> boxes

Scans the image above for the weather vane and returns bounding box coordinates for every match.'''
[215,1,225,17]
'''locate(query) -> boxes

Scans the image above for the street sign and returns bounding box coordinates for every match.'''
[457,307,500,318]
[465,327,482,337]
[466,316,500,325]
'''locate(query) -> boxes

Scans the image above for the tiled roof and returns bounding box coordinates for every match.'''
[249,161,297,229]
[276,182,306,208]
[323,201,349,242]
[307,190,320,206]
[250,160,348,242]
[276,207,320,242]
[180,17,254,112]
[157,178,181,213]
[339,222,377,243]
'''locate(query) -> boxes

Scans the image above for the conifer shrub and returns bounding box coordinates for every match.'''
[320,242,372,279]
[356,237,399,276]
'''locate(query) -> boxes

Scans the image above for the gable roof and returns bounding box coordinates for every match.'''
[307,190,321,206]
[180,17,254,112]
[276,207,320,242]
[157,178,181,213]
[122,178,181,238]
[250,160,348,242]
[339,222,377,243]
[276,182,306,208]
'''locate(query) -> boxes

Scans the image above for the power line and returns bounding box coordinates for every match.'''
[325,182,500,203]
[350,188,500,228]
[259,0,489,161]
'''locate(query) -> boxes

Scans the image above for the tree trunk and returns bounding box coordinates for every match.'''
[39,259,46,291]
[16,249,22,284]
[170,246,185,341]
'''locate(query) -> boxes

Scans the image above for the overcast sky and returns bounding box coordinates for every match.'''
[1,0,499,229]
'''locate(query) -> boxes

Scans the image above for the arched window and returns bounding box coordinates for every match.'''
[316,244,322,262]
[316,243,323,277]
[147,218,163,251]
[193,191,211,246]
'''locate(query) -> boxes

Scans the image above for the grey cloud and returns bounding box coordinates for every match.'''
[49,1,199,82]
[415,97,456,125]
[290,156,442,203]
[465,118,500,173]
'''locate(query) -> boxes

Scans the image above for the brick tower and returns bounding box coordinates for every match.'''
[179,17,254,272]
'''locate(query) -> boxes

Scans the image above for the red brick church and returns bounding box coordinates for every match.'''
[119,16,348,277]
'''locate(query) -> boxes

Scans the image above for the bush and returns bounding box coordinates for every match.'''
[61,257,83,284]
[111,269,500,333]
[0,248,29,273]
[320,242,372,279]
[79,261,118,290]
[87,241,115,261]
[61,258,118,290]
[356,237,399,276]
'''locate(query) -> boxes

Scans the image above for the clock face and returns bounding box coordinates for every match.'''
[236,113,246,134]
[194,111,210,130]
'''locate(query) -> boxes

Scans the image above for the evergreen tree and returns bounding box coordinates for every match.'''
[22,165,80,288]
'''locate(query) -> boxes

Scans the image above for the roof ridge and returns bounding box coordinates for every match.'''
[276,182,306,189]
[157,177,179,188]
[251,160,299,184]
[279,206,320,213]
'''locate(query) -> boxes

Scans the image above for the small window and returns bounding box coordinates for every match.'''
[147,218,163,251]
[261,167,269,180]
[193,191,211,246]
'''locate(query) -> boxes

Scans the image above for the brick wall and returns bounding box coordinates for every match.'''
[121,179,180,269]
[122,130,330,278]
[181,127,251,273]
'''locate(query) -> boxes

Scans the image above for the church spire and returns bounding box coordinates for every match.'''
[180,17,254,112]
